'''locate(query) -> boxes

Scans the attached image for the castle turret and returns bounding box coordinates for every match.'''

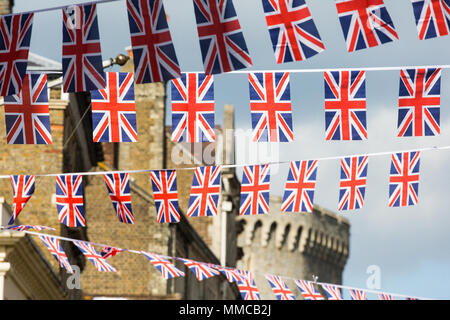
[237,196,350,299]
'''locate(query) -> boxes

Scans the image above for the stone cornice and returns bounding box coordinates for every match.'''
[0,231,67,299]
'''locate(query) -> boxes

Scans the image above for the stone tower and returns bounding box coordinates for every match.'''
[212,105,351,299]
[237,197,350,299]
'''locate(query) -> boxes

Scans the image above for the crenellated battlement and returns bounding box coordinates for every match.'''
[237,197,350,266]
[236,196,350,299]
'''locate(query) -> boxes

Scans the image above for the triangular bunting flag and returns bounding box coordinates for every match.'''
[73,240,117,272]
[261,0,325,64]
[295,280,324,300]
[324,70,367,141]
[187,166,221,217]
[265,274,296,300]
[171,73,215,142]
[92,72,137,143]
[239,164,271,216]
[397,68,441,137]
[126,0,181,83]
[349,288,367,300]
[248,72,294,142]
[103,173,135,224]
[149,170,181,223]
[141,251,185,279]
[62,3,105,93]
[56,175,85,227]
[100,246,124,259]
[39,235,73,274]
[0,13,34,96]
[192,0,252,74]
[179,258,220,281]
[236,270,261,300]
[8,175,35,225]
[338,156,368,211]
[334,0,398,52]
[281,160,318,213]
[321,284,344,300]
[388,151,421,207]
[410,0,450,40]
[6,225,55,232]
[4,73,52,145]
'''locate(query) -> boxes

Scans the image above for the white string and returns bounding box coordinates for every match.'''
[0,226,431,300]
[5,0,123,17]
[0,144,446,179]
[227,64,450,74]
[314,281,429,301]
[25,64,450,76]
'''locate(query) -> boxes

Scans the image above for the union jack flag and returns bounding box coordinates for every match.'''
[141,251,185,279]
[187,166,221,217]
[249,72,294,142]
[100,246,124,259]
[265,274,296,300]
[378,293,395,300]
[411,0,450,40]
[180,258,220,281]
[324,70,367,140]
[281,160,318,213]
[349,289,367,300]
[5,225,56,231]
[193,0,253,75]
[236,270,261,300]
[39,235,74,274]
[321,284,344,300]
[389,151,421,207]
[397,68,441,137]
[0,13,33,96]
[339,156,368,211]
[261,0,325,64]
[8,175,35,225]
[4,73,52,145]
[104,173,134,224]
[213,266,242,283]
[126,0,181,83]
[295,280,324,300]
[56,175,85,228]
[62,4,106,93]
[73,240,117,272]
[239,164,271,216]
[171,73,215,142]
[149,170,181,223]
[92,72,137,142]
[335,0,399,52]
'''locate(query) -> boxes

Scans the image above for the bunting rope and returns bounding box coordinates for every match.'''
[230,64,450,74]
[0,226,431,300]
[0,144,447,179]
[24,64,450,75]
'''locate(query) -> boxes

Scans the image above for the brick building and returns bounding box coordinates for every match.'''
[0,46,241,299]
[0,0,350,300]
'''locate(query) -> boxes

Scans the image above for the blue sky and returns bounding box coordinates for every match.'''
[14,0,450,299]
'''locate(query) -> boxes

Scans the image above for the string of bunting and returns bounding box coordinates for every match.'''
[0,144,447,228]
[3,65,446,144]
[0,225,430,300]
[0,0,448,144]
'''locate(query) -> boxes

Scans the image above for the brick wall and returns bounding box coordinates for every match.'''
[79,62,172,298]
[0,98,68,276]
